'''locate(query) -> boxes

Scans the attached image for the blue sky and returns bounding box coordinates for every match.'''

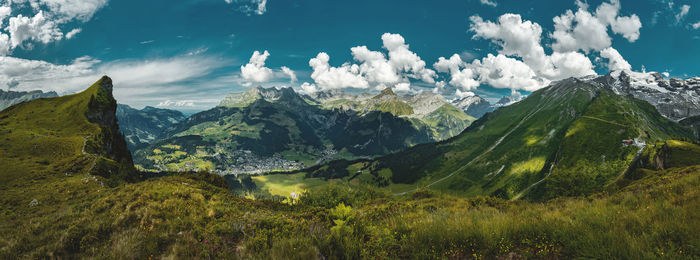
[0,0,699,112]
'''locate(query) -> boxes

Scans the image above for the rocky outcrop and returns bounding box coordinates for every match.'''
[84,76,138,181]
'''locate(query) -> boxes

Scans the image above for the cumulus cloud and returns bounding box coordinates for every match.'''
[309,52,369,90]
[599,47,631,71]
[281,66,297,83]
[307,33,436,92]
[550,0,641,53]
[480,0,497,7]
[299,82,318,94]
[240,50,274,85]
[0,0,107,55]
[472,54,545,91]
[225,0,267,15]
[464,13,594,91]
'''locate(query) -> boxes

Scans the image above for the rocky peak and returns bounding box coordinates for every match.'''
[379,87,396,97]
[587,71,700,120]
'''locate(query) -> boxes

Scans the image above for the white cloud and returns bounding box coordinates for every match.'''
[307,33,437,92]
[0,33,10,56]
[240,50,274,85]
[480,0,497,7]
[280,66,297,83]
[600,47,631,71]
[225,0,267,15]
[467,13,594,90]
[676,4,690,23]
[0,55,228,110]
[0,0,107,55]
[0,6,11,25]
[381,33,437,84]
[309,52,369,90]
[6,11,63,49]
[394,82,412,92]
[433,54,480,90]
[64,28,81,39]
[550,0,641,53]
[299,82,318,94]
[693,21,700,29]
[472,54,546,91]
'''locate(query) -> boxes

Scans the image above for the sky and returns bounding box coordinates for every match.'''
[0,0,699,112]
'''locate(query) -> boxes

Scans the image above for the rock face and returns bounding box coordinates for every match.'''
[587,71,700,120]
[84,77,135,175]
[451,95,495,118]
[116,104,186,151]
[0,89,58,111]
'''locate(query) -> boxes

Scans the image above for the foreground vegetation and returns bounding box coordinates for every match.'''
[1,161,698,258]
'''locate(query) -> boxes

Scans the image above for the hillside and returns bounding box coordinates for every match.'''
[133,87,472,174]
[0,76,698,259]
[0,76,137,186]
[278,78,694,199]
[0,89,58,111]
[116,104,186,151]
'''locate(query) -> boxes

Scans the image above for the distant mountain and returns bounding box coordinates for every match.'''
[133,86,474,174]
[0,89,58,111]
[313,87,475,140]
[451,95,496,118]
[296,77,695,200]
[0,76,138,185]
[588,71,700,120]
[116,104,186,151]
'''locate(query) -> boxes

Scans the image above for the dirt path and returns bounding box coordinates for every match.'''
[581,116,628,128]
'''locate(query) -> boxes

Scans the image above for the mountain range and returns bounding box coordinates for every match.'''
[269,73,696,200]
[1,76,698,258]
[133,86,475,174]
[0,89,58,111]
[116,104,186,151]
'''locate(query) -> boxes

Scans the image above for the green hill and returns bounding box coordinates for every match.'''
[287,78,695,199]
[0,76,137,186]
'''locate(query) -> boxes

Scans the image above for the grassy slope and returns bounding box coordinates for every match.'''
[270,79,694,200]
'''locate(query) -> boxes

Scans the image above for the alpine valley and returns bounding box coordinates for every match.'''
[132,86,476,174]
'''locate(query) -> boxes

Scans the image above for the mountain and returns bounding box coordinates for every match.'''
[680,115,700,139]
[294,76,695,200]
[116,104,186,151]
[593,71,700,120]
[0,76,138,186]
[313,88,475,140]
[451,95,495,118]
[0,89,58,111]
[133,86,463,174]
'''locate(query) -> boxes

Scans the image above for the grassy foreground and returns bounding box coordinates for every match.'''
[1,163,698,258]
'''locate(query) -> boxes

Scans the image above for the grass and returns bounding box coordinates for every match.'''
[251,173,330,198]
